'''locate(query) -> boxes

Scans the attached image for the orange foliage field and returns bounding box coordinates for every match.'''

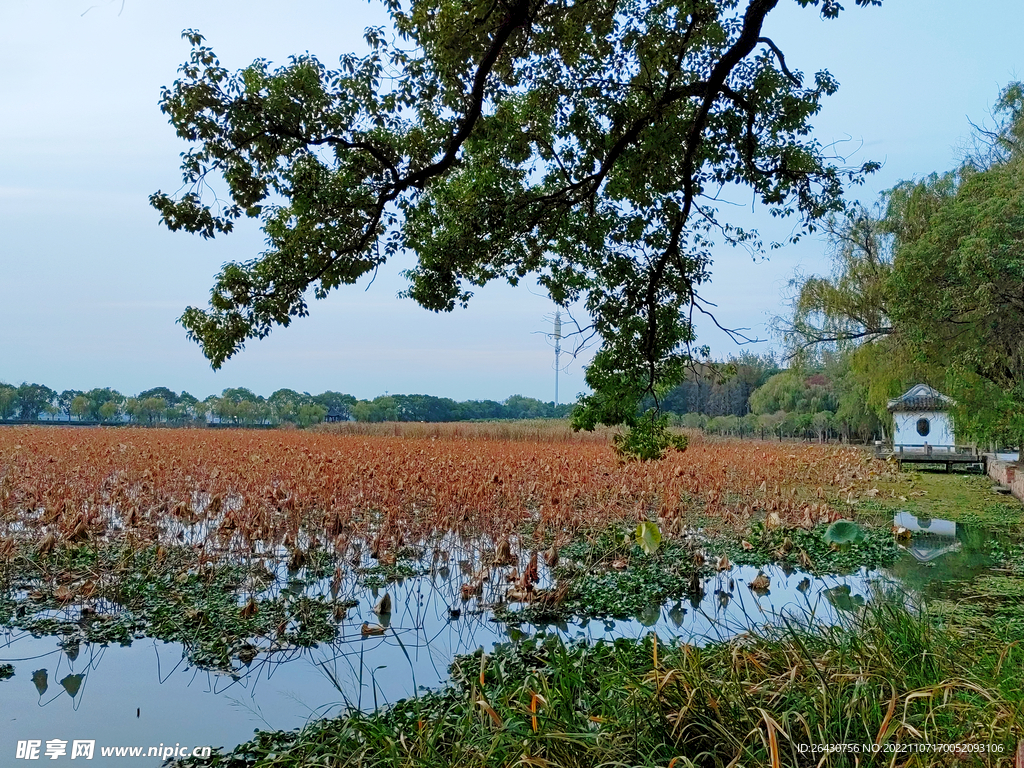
[0,426,889,558]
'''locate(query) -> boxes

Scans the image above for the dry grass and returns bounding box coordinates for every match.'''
[315,419,624,442]
[0,427,892,562]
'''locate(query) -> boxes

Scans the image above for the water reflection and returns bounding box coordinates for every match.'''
[889,511,1005,593]
[2,561,879,741]
[1,517,998,764]
[893,511,961,562]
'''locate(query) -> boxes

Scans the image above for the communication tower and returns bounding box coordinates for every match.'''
[554,310,561,407]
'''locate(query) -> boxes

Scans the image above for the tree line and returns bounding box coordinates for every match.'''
[0,384,571,427]
[0,359,874,441]
[654,351,881,443]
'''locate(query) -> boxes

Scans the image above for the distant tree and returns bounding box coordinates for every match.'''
[138,387,180,406]
[84,388,124,422]
[212,397,236,424]
[235,400,259,424]
[387,394,452,422]
[312,391,357,420]
[70,395,91,421]
[176,391,201,423]
[15,383,56,421]
[140,397,168,424]
[824,349,884,441]
[201,394,220,422]
[757,410,787,440]
[269,389,307,424]
[352,396,400,423]
[504,395,548,420]
[456,399,505,420]
[676,412,708,430]
[660,353,779,418]
[297,403,328,427]
[0,384,15,420]
[749,369,835,415]
[125,398,141,423]
[98,401,121,422]
[221,387,260,404]
[57,390,84,421]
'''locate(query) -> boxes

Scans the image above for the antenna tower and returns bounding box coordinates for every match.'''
[554,310,561,407]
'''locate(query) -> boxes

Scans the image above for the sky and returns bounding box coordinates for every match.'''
[0,0,1021,402]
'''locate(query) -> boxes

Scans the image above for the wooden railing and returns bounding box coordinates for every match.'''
[874,443,981,459]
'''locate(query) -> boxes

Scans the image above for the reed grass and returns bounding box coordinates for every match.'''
[314,418,626,442]
[175,597,1024,767]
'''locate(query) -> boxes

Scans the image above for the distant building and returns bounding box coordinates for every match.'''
[887,384,955,449]
[324,406,349,423]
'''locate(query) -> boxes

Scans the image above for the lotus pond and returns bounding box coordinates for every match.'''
[1,429,1022,766]
[2,508,1022,766]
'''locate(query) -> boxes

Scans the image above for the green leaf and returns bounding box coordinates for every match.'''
[824,520,865,547]
[635,522,662,556]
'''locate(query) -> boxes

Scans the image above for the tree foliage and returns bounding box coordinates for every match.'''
[779,203,893,351]
[152,0,881,454]
[14,384,56,421]
[659,352,779,417]
[748,367,835,414]
[886,124,1024,444]
[782,83,1024,447]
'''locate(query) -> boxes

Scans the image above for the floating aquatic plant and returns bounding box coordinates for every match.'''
[824,519,866,549]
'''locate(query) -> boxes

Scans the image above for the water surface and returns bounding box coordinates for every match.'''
[0,511,1010,765]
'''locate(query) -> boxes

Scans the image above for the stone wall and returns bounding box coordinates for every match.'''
[987,457,1024,503]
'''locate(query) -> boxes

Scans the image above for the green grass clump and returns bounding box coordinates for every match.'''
[172,599,1024,768]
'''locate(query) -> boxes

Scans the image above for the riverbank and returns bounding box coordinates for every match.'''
[172,598,1024,768]
[988,455,1024,504]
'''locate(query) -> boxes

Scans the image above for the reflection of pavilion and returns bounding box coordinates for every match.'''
[893,512,961,562]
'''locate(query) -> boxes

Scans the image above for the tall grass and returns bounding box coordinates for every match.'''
[176,597,1024,767]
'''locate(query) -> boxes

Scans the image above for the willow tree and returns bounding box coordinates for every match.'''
[781,83,1024,448]
[886,84,1024,448]
[152,0,880,457]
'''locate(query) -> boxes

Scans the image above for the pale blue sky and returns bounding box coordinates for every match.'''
[0,0,1020,401]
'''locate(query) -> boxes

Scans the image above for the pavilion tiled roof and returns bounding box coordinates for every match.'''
[887,384,954,413]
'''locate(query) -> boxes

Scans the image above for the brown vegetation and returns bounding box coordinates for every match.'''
[315,418,620,442]
[0,427,891,561]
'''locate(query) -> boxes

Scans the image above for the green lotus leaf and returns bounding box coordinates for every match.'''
[824,520,865,547]
[635,522,662,555]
